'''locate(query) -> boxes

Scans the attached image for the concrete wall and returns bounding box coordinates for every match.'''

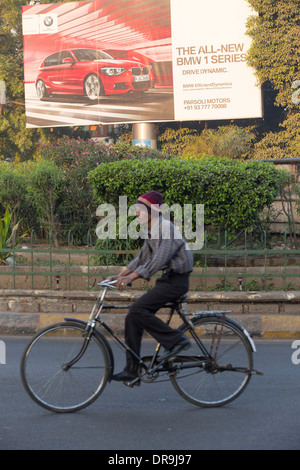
[1,289,300,338]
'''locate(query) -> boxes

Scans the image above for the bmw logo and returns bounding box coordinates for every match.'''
[44,16,54,27]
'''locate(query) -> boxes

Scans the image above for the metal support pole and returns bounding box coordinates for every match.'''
[132,123,157,149]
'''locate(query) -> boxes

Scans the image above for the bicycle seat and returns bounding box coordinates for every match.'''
[164,294,187,308]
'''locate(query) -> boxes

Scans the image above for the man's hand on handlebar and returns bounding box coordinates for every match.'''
[107,271,140,291]
[116,275,132,291]
[106,273,131,291]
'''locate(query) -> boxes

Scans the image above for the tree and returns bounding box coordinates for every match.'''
[159,128,198,155]
[252,113,300,159]
[159,126,255,160]
[0,0,36,161]
[0,0,89,162]
[246,0,300,159]
[247,0,300,108]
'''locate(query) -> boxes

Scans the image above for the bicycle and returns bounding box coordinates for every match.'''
[21,280,263,413]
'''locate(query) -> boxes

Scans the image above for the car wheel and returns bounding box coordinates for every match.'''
[84,74,104,100]
[36,79,48,100]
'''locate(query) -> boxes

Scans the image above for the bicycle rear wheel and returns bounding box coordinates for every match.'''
[21,322,110,413]
[170,316,253,407]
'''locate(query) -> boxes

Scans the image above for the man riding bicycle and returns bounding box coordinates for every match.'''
[109,191,194,383]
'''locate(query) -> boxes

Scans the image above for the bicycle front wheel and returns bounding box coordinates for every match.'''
[170,316,253,407]
[21,322,110,413]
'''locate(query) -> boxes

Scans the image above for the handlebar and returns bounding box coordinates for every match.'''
[97,279,133,289]
[97,279,117,289]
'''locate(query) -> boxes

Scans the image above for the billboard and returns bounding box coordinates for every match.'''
[22,0,262,128]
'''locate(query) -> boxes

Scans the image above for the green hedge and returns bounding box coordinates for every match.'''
[0,145,285,244]
[88,157,284,234]
[0,138,171,242]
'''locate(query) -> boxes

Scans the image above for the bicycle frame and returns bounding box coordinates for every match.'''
[63,279,260,390]
[65,280,222,382]
[21,279,263,413]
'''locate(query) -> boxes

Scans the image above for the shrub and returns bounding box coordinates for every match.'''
[0,161,37,230]
[26,159,64,241]
[183,126,256,160]
[88,157,284,234]
[37,135,171,167]
[36,137,171,241]
[0,162,26,222]
[0,207,29,265]
[158,128,199,155]
[159,126,255,160]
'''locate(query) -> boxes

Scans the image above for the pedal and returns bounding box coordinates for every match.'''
[123,378,141,388]
[157,353,176,363]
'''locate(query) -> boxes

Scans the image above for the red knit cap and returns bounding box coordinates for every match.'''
[137,191,163,212]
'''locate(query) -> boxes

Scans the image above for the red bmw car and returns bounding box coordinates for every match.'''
[35,49,154,100]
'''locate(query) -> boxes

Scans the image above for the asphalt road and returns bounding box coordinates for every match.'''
[1,336,300,451]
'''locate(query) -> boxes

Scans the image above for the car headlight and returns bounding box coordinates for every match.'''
[100,67,126,76]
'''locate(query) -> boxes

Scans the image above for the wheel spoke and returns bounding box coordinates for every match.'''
[170,317,253,407]
[21,322,109,413]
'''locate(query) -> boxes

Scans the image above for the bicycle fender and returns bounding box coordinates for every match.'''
[64,317,115,380]
[220,316,257,353]
[190,314,257,353]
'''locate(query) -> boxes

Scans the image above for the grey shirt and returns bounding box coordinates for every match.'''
[127,216,194,281]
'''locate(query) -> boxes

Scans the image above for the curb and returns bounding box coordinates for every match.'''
[1,289,300,337]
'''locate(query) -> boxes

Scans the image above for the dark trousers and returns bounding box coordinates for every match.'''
[124,271,190,369]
